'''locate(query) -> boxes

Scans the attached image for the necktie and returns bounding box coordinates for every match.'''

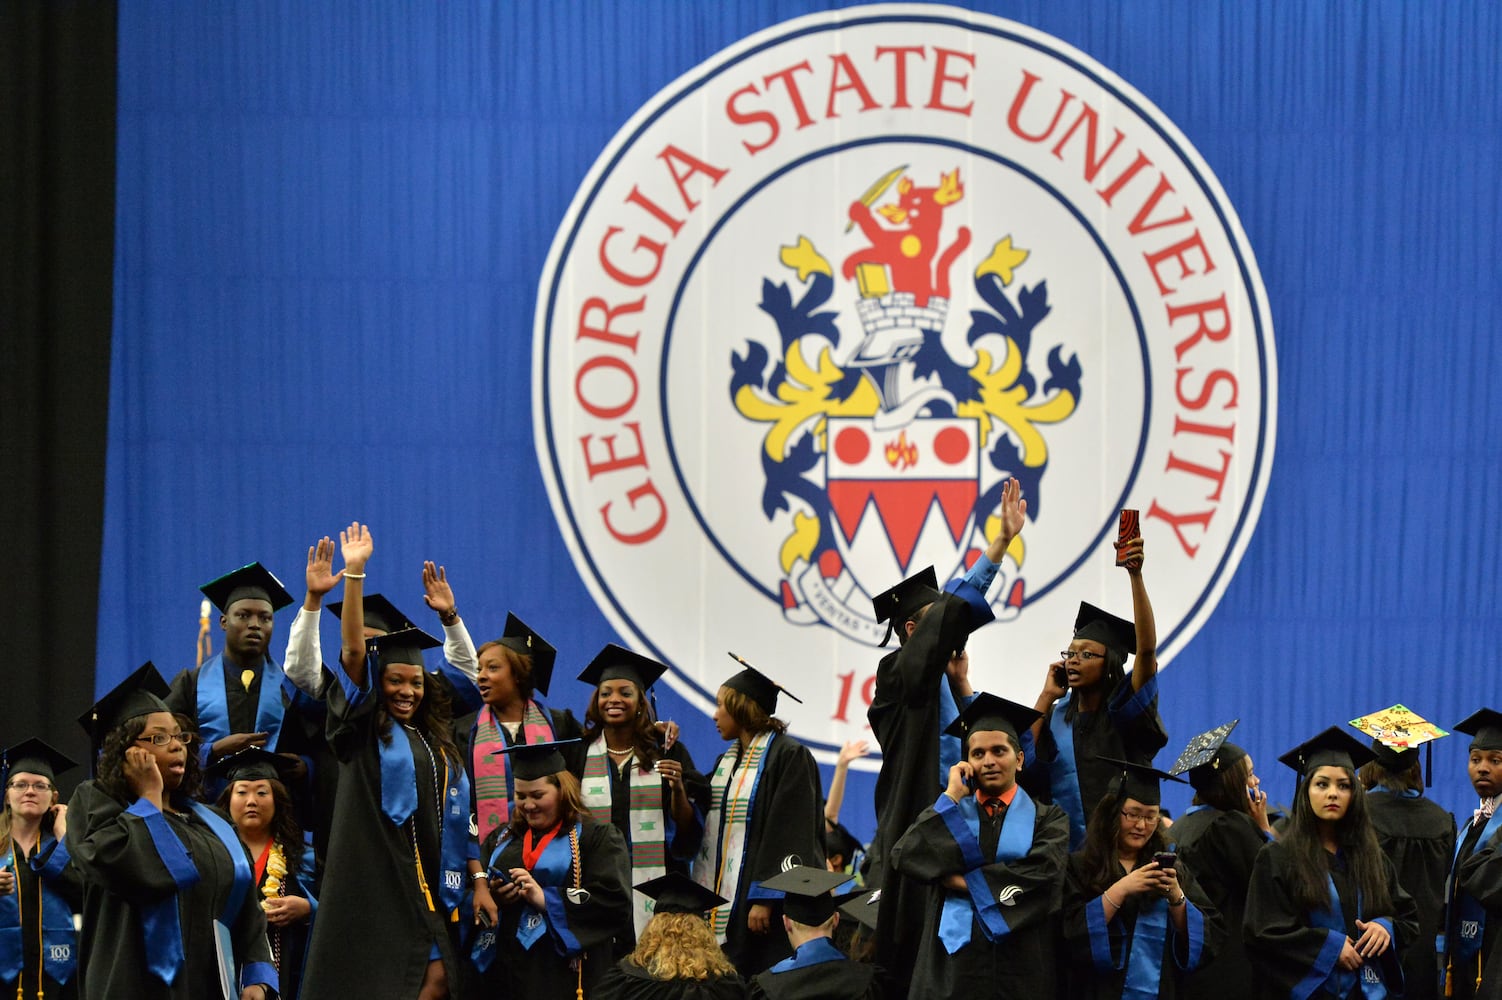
[983,798,1003,819]
[1474,797,1496,826]
[241,669,255,691]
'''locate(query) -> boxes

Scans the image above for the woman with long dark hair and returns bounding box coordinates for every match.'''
[471,740,631,1000]
[211,748,316,1000]
[300,524,473,1000]
[1245,728,1418,999]
[67,662,277,1000]
[1062,757,1221,999]
[575,644,708,948]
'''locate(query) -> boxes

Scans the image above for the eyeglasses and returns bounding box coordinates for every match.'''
[1060,650,1105,663]
[6,781,53,794]
[1120,809,1160,826]
[136,731,197,747]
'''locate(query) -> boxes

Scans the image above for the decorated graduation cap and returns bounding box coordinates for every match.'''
[871,566,941,646]
[367,626,442,671]
[1277,726,1377,778]
[577,643,668,693]
[1,738,77,786]
[200,562,294,614]
[838,887,881,932]
[634,871,726,915]
[489,738,581,781]
[1169,720,1247,793]
[943,692,1041,746]
[760,865,854,925]
[327,593,413,634]
[495,612,558,697]
[77,661,174,755]
[205,746,298,785]
[723,652,803,716]
[1349,703,1449,783]
[1073,602,1136,658]
[1454,708,1502,752]
[1099,755,1186,807]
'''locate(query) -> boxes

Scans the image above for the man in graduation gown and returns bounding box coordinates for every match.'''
[1440,709,1502,1000]
[890,693,1069,1000]
[748,866,882,1000]
[864,477,1026,998]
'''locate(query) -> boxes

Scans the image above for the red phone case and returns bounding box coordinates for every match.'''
[1115,509,1140,565]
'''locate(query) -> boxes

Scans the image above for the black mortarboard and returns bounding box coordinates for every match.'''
[825,821,861,863]
[1455,709,1502,753]
[495,613,558,697]
[577,644,668,693]
[1073,602,1136,658]
[943,692,1041,745]
[367,626,442,671]
[1,739,77,785]
[77,662,174,752]
[871,567,942,647]
[205,746,297,784]
[327,593,413,635]
[200,562,294,614]
[1099,755,1185,807]
[760,866,855,925]
[837,887,881,932]
[1169,720,1247,793]
[634,872,726,915]
[723,652,802,715]
[489,738,581,781]
[1278,726,1377,778]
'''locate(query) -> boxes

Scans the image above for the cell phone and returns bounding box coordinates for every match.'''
[489,867,514,886]
[1052,665,1068,689]
[1115,509,1140,566]
[1152,851,1177,870]
[477,908,494,929]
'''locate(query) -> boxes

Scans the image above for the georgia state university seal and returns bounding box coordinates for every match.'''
[535,4,1276,755]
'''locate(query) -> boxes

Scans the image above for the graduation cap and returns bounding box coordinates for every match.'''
[1349,704,1449,783]
[1277,726,1377,778]
[204,746,298,785]
[77,662,174,754]
[1073,602,1136,658]
[760,865,855,925]
[367,626,442,671]
[1169,720,1246,793]
[494,613,558,697]
[838,887,881,932]
[489,738,581,781]
[577,644,668,693]
[1,739,77,786]
[723,652,802,716]
[200,562,294,614]
[943,692,1041,746]
[824,821,861,864]
[1454,708,1502,753]
[634,872,726,915]
[327,593,413,635]
[1099,755,1185,807]
[871,567,942,647]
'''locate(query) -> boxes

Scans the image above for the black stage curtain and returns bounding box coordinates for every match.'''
[0,2,117,789]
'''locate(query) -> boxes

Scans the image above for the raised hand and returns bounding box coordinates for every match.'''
[339,522,373,574]
[1116,535,1144,574]
[421,561,456,616]
[837,740,870,768]
[50,803,68,842]
[997,477,1027,540]
[305,536,344,598]
[945,760,974,803]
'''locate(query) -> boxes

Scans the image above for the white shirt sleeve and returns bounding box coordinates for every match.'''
[443,618,479,682]
[283,606,325,697]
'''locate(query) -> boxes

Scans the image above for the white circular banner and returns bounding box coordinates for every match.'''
[535,4,1276,760]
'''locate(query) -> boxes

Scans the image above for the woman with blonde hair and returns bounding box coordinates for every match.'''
[596,872,746,1000]
[691,657,824,977]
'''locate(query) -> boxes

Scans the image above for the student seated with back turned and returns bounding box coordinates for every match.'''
[748,866,882,1000]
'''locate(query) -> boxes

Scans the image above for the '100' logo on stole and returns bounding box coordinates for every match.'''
[535,4,1276,754]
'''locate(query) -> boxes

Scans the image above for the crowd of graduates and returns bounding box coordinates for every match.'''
[2,489,1501,1000]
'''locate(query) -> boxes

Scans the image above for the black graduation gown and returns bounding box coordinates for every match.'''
[1442,813,1502,1000]
[1061,852,1224,1000]
[481,819,632,1000]
[595,960,748,1000]
[3,834,83,1000]
[1171,807,1267,1000]
[1244,840,1419,1000]
[748,941,883,1000]
[1367,791,1454,1000]
[65,781,276,1000]
[863,594,971,998]
[700,733,826,977]
[890,791,1070,1000]
[250,841,316,1000]
[299,675,463,1000]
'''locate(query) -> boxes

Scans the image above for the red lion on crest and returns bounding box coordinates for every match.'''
[841,168,972,307]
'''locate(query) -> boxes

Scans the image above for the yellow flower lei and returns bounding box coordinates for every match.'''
[261,841,287,908]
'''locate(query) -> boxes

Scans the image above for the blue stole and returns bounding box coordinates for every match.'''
[196,652,291,746]
[936,788,1036,953]
[935,574,996,787]
[1047,694,1087,850]
[0,840,78,985]
[514,826,580,953]
[1304,875,1389,1000]
[376,727,473,916]
[1447,807,1502,963]
[1369,785,1421,800]
[770,936,847,972]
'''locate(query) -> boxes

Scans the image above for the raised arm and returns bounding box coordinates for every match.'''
[824,739,870,827]
[982,477,1026,566]
[423,561,479,682]
[285,536,342,697]
[1117,535,1158,690]
[338,522,373,685]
